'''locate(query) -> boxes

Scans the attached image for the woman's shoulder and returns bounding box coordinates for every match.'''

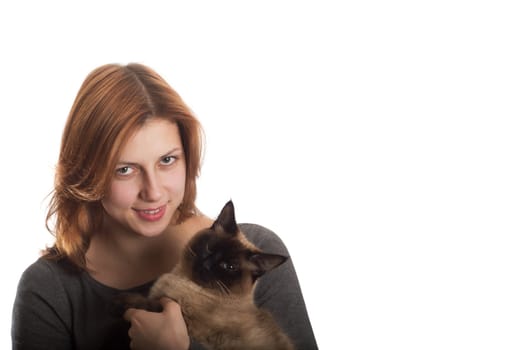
[17,256,79,292]
[13,257,76,328]
[239,223,289,256]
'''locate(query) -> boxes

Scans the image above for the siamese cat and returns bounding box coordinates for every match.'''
[113,200,294,350]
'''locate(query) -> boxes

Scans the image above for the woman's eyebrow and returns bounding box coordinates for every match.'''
[116,147,184,165]
[162,146,184,156]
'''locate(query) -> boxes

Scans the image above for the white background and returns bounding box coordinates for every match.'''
[1,1,525,349]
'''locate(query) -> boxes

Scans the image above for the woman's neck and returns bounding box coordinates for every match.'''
[86,214,213,290]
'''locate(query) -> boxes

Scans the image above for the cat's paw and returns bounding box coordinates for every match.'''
[149,273,177,299]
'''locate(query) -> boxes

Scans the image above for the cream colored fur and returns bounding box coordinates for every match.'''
[149,259,294,350]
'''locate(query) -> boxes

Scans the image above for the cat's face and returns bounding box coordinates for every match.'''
[180,200,287,296]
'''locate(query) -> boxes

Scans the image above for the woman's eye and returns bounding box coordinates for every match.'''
[160,156,176,165]
[116,166,133,176]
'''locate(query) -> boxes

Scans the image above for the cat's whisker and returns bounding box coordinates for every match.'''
[216,280,231,295]
[188,246,197,257]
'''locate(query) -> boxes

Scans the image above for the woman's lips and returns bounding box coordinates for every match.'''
[134,205,167,222]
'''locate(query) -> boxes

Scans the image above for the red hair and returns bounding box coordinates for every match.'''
[44,63,204,269]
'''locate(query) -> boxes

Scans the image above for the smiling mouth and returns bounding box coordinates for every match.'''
[134,205,167,221]
[141,208,162,214]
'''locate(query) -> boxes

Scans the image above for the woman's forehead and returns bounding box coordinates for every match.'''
[117,118,183,162]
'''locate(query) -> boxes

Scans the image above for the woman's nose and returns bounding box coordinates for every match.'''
[140,171,162,202]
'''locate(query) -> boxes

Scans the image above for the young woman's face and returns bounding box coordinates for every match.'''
[101,118,186,237]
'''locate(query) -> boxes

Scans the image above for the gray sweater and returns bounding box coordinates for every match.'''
[12,223,318,349]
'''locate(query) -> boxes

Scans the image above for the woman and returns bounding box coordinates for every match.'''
[11,63,317,349]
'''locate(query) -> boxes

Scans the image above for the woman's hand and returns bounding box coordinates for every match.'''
[124,297,190,350]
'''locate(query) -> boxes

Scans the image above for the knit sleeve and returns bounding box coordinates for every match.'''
[12,259,73,350]
[241,223,319,350]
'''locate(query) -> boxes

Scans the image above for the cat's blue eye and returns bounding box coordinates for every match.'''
[219,261,238,272]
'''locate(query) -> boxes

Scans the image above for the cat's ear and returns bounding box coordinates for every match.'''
[212,200,238,235]
[249,253,288,278]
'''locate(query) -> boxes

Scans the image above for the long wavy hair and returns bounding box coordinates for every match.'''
[43,63,204,270]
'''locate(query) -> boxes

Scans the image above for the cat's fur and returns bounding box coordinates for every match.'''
[113,200,294,350]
